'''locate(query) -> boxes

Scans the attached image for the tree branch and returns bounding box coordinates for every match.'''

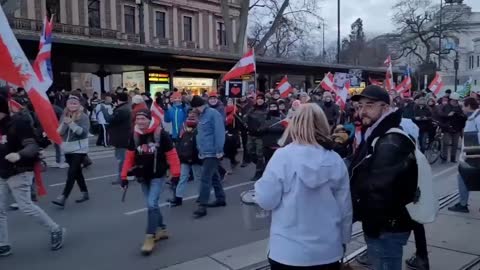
[255,0,290,55]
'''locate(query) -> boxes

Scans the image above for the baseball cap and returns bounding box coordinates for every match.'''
[351,85,390,105]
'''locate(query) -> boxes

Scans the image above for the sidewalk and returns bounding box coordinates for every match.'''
[159,193,480,270]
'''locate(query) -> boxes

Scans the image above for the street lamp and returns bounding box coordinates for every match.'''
[454,50,459,92]
[438,0,443,69]
[337,0,340,64]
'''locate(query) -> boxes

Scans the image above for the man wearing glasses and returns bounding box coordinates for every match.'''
[349,85,418,270]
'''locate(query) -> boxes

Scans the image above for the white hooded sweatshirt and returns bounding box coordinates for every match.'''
[254,143,352,267]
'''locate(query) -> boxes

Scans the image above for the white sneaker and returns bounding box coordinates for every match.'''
[9,203,19,210]
[57,163,69,169]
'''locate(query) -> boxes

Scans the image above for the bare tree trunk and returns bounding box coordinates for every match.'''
[220,0,235,54]
[235,0,249,54]
[255,0,289,55]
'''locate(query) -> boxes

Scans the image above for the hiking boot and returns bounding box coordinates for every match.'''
[448,203,469,213]
[51,227,66,251]
[203,201,227,208]
[140,234,155,256]
[75,192,89,203]
[356,252,372,267]
[406,255,430,270]
[168,197,183,207]
[193,206,207,219]
[0,245,12,257]
[52,195,66,208]
[154,228,169,242]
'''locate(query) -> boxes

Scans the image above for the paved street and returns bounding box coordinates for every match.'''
[0,143,464,270]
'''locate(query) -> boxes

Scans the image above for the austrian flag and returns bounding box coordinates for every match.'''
[0,7,61,144]
[222,49,256,82]
[276,76,293,98]
[320,72,335,92]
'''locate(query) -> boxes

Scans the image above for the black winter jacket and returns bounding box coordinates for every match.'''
[0,114,40,179]
[349,110,417,238]
[261,114,285,148]
[245,105,268,136]
[108,102,132,148]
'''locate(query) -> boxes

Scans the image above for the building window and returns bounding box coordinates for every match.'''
[124,5,136,34]
[88,0,101,28]
[217,22,227,46]
[183,16,192,41]
[475,80,477,85]
[46,0,60,23]
[155,11,166,38]
[477,56,479,68]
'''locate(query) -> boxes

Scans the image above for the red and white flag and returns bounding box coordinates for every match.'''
[8,98,23,112]
[151,102,165,123]
[336,86,349,110]
[369,77,382,86]
[384,56,395,91]
[0,8,61,144]
[395,76,412,93]
[222,49,256,82]
[429,72,444,95]
[320,72,335,92]
[276,76,293,98]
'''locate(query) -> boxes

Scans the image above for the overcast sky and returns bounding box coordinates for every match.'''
[321,0,480,43]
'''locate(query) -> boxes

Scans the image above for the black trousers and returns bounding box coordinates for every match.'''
[96,124,109,147]
[240,129,250,163]
[413,222,429,260]
[63,153,88,198]
[269,258,340,270]
[264,147,277,165]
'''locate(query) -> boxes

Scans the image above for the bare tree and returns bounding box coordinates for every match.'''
[220,0,323,55]
[392,0,468,66]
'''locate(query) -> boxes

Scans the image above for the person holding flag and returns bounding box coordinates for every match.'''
[0,87,66,256]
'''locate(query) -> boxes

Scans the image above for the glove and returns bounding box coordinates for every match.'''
[5,153,21,163]
[121,180,129,189]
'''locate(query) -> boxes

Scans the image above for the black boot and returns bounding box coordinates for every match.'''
[168,197,183,207]
[250,171,262,182]
[193,206,207,219]
[75,192,89,203]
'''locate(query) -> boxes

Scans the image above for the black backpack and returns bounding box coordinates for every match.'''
[177,130,197,163]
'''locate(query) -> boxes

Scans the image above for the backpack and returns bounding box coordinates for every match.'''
[177,129,197,163]
[372,128,439,224]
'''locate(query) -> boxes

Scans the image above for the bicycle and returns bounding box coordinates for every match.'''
[423,121,443,164]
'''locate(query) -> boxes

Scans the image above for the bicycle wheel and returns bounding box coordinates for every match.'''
[425,139,441,164]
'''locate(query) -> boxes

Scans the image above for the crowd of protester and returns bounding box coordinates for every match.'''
[1,83,480,269]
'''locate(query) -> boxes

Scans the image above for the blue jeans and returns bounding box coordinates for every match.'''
[458,174,469,206]
[114,148,126,181]
[176,163,202,198]
[141,178,165,235]
[365,232,410,270]
[198,158,226,205]
[54,144,64,164]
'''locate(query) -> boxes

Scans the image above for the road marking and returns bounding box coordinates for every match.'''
[433,165,457,178]
[124,181,254,216]
[49,174,117,187]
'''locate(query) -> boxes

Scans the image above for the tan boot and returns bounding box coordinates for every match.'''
[140,234,155,256]
[155,228,169,242]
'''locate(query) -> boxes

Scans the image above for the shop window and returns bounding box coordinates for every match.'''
[88,0,101,28]
[46,0,60,22]
[124,5,136,34]
[217,22,227,46]
[183,16,192,41]
[155,11,166,38]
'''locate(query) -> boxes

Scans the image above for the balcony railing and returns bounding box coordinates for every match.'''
[8,17,141,44]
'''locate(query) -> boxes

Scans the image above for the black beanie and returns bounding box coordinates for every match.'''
[190,95,206,108]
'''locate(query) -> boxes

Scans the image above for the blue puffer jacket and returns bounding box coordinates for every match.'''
[196,107,225,159]
[164,103,188,139]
